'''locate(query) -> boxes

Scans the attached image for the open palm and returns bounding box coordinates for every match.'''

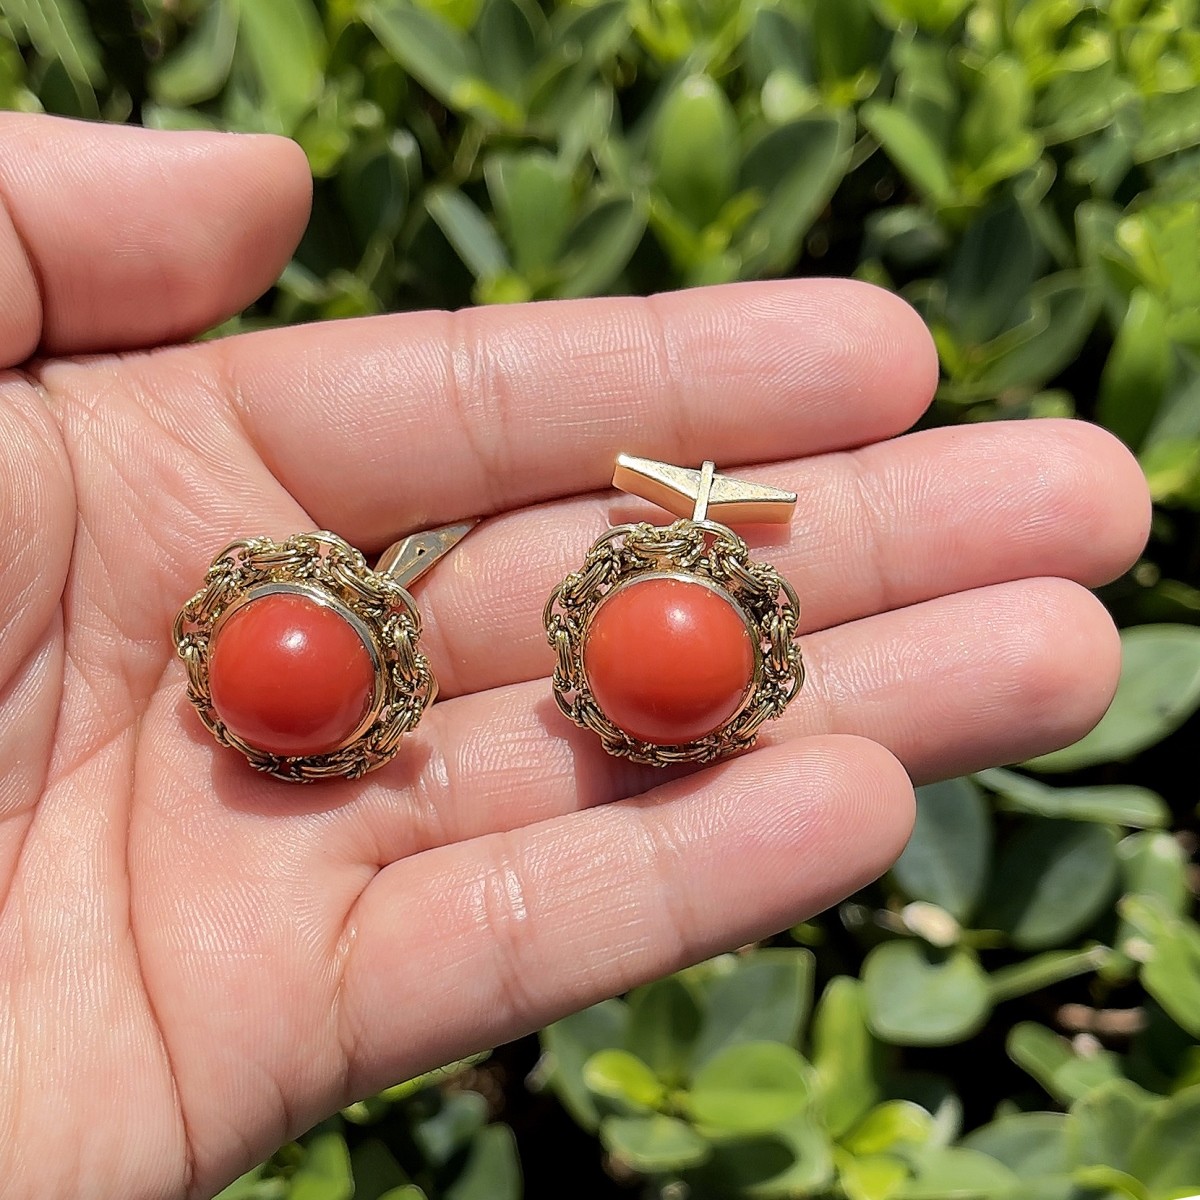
[0,116,1149,1200]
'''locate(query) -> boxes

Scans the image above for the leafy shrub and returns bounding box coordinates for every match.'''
[3,0,1199,1197]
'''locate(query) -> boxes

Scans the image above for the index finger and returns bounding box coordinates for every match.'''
[208,279,937,544]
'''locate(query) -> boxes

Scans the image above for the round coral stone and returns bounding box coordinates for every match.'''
[583,576,755,745]
[208,591,376,757]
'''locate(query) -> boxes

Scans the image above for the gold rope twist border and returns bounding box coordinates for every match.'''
[543,520,804,766]
[173,531,434,781]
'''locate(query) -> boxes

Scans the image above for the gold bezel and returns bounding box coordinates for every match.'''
[173,531,434,781]
[544,519,804,766]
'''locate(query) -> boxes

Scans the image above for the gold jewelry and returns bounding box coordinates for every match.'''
[173,523,472,781]
[544,454,803,766]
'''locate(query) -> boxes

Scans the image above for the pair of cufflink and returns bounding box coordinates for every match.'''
[173,454,805,782]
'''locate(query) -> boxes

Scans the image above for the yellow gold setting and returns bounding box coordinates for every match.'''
[544,457,804,766]
[174,531,439,782]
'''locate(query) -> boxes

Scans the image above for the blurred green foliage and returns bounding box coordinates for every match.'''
[213,1058,522,1200]
[3,0,1200,1196]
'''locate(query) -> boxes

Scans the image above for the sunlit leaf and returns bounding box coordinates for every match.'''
[686,1042,812,1133]
[892,777,991,923]
[863,943,991,1046]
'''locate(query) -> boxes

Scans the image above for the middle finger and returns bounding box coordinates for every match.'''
[415,417,1147,697]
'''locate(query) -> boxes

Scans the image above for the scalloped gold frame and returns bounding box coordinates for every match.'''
[174,531,434,781]
[544,519,804,766]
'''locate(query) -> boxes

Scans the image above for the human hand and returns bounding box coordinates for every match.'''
[0,115,1149,1199]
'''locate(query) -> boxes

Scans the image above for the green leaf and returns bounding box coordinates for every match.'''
[473,0,540,106]
[965,271,1098,397]
[844,1101,936,1156]
[892,778,991,923]
[839,1153,910,1200]
[364,1,519,125]
[979,820,1118,951]
[553,194,646,298]
[977,768,1169,829]
[1027,625,1200,771]
[1119,831,1190,917]
[862,943,991,1046]
[872,0,970,33]
[811,976,882,1138]
[957,56,1039,185]
[1144,366,1200,453]
[738,113,854,274]
[425,187,510,281]
[1068,1079,1157,1179]
[237,0,326,130]
[895,1147,1020,1199]
[651,74,739,230]
[1109,831,1192,983]
[486,150,574,277]
[686,1041,812,1133]
[810,0,884,89]
[444,1125,521,1200]
[337,131,418,249]
[691,949,813,1070]
[1007,1022,1121,1105]
[415,0,482,30]
[142,104,221,132]
[1129,1084,1200,1197]
[863,205,950,269]
[539,999,629,1130]
[600,1114,710,1172]
[961,1112,1071,1178]
[290,1131,354,1200]
[1096,289,1173,450]
[351,1139,410,1200]
[3,0,103,86]
[943,199,1039,347]
[546,0,629,66]
[366,1,479,91]
[1136,88,1200,163]
[412,1092,488,1167]
[1119,897,1200,1039]
[150,0,237,106]
[583,1049,666,1112]
[704,1117,835,1196]
[861,101,955,206]
[625,977,702,1086]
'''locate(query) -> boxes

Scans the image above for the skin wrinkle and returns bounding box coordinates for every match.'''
[0,167,46,363]
[451,306,523,508]
[0,375,74,681]
[478,830,547,1035]
[841,446,903,617]
[205,335,324,534]
[628,799,705,975]
[0,628,61,821]
[642,292,696,455]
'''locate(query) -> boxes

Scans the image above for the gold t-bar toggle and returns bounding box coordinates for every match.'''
[375,521,476,587]
[612,454,797,525]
